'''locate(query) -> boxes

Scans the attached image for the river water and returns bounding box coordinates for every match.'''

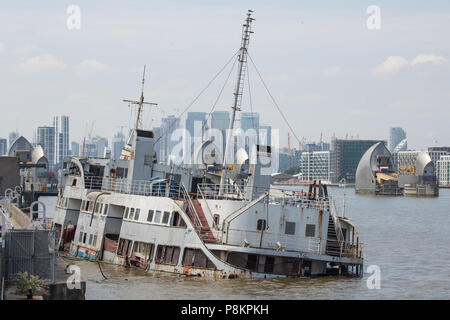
[67,187,450,299]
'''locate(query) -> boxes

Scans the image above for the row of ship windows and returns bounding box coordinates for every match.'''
[256,219,316,237]
[123,207,186,227]
[77,235,313,276]
[79,200,186,228]
[80,200,109,216]
[78,231,98,247]
[70,200,316,236]
[117,239,312,275]
[57,196,69,208]
[117,239,215,269]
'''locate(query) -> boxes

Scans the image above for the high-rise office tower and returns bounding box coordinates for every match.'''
[240,112,260,155]
[9,131,19,146]
[152,126,162,164]
[0,138,7,155]
[36,126,55,169]
[210,111,230,158]
[388,127,407,153]
[53,115,70,165]
[92,136,109,158]
[186,112,206,157]
[160,115,180,164]
[71,141,80,157]
[259,125,272,147]
[112,132,126,160]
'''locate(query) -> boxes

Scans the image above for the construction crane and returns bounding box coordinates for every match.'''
[88,121,95,142]
[81,122,88,157]
[288,132,291,155]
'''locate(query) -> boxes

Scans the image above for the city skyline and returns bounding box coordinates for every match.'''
[1,2,450,150]
[0,113,443,161]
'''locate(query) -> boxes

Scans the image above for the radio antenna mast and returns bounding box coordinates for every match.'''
[219,10,255,195]
[122,65,158,133]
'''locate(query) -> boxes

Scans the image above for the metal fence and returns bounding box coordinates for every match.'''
[3,229,56,282]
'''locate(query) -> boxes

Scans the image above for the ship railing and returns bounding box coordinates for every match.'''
[197,183,243,200]
[268,195,330,211]
[253,185,331,210]
[84,176,104,190]
[331,201,346,256]
[84,176,185,198]
[196,186,217,229]
[179,183,203,230]
[341,242,364,259]
[197,183,331,210]
[225,228,322,254]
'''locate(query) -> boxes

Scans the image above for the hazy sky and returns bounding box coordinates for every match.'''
[1,1,449,150]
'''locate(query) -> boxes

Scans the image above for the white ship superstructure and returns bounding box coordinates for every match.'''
[52,11,363,279]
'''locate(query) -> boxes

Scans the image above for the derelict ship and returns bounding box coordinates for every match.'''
[52,11,363,279]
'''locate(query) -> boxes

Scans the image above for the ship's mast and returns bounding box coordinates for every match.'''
[123,66,158,136]
[219,10,255,195]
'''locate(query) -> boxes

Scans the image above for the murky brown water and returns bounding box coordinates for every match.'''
[64,187,450,299]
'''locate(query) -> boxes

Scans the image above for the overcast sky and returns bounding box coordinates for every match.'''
[0,1,449,150]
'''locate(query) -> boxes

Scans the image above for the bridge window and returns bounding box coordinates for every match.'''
[103,204,108,215]
[305,224,315,237]
[285,222,296,235]
[147,210,154,222]
[129,208,135,220]
[78,232,83,243]
[154,210,162,223]
[170,212,186,228]
[162,211,170,224]
[134,209,140,221]
[124,207,129,219]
